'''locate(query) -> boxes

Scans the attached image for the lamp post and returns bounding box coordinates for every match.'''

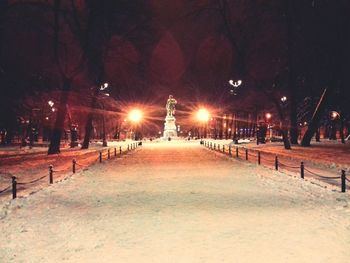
[266,113,273,140]
[229,79,242,95]
[128,109,143,140]
[196,108,210,138]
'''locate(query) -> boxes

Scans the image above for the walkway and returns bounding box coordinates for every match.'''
[0,141,349,263]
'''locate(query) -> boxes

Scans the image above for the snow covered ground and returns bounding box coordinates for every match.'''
[206,139,350,170]
[0,140,137,202]
[0,140,349,263]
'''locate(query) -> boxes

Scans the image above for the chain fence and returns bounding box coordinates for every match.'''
[202,140,348,193]
[0,142,141,200]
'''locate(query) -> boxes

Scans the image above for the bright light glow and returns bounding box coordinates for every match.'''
[265,113,272,120]
[128,109,143,123]
[196,108,210,122]
[229,79,242,87]
[48,100,54,107]
[281,96,287,102]
[51,108,56,112]
[45,117,49,120]
[330,111,339,120]
[100,82,109,91]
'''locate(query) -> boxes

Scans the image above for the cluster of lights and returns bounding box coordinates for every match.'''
[100,82,109,91]
[228,79,242,95]
[48,100,56,112]
[281,96,287,102]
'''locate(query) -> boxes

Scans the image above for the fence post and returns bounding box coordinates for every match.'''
[49,165,53,184]
[114,148,117,157]
[99,151,102,163]
[229,145,232,156]
[275,156,278,171]
[245,149,248,161]
[341,170,346,193]
[258,151,261,165]
[12,176,17,199]
[128,144,130,151]
[72,159,76,174]
[214,143,216,150]
[108,149,111,159]
[210,142,212,149]
[218,144,220,152]
[300,162,304,179]
[236,147,239,158]
[119,146,122,155]
[223,145,225,153]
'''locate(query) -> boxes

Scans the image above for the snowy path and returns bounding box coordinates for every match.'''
[0,141,349,263]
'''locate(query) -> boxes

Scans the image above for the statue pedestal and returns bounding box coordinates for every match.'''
[163,115,177,139]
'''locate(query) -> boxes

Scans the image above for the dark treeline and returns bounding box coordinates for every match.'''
[0,0,349,153]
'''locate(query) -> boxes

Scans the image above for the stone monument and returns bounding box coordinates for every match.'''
[163,95,177,139]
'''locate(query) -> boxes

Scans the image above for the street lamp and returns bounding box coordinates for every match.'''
[128,109,143,140]
[330,111,340,120]
[281,96,287,103]
[128,109,143,123]
[100,82,109,91]
[48,100,54,107]
[265,112,272,120]
[229,79,242,87]
[196,108,210,138]
[229,79,242,95]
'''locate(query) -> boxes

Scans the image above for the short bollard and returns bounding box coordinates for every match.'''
[214,143,216,150]
[99,151,102,163]
[49,165,53,184]
[275,156,279,171]
[119,146,122,155]
[341,170,346,193]
[245,149,248,160]
[222,145,225,153]
[108,149,110,159]
[128,144,130,151]
[258,151,261,165]
[72,159,76,173]
[114,148,117,157]
[300,162,304,179]
[236,147,239,158]
[12,176,17,199]
[210,142,212,149]
[229,146,232,156]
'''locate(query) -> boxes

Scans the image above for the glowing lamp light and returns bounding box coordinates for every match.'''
[265,113,272,120]
[48,100,54,107]
[196,108,210,122]
[128,109,143,123]
[100,82,109,91]
[51,108,56,112]
[281,96,287,102]
[330,111,339,120]
[229,79,242,87]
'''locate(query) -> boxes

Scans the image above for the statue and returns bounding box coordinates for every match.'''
[163,95,178,139]
[166,95,177,117]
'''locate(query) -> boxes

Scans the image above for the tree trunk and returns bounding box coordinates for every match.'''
[48,78,70,154]
[81,88,99,149]
[301,88,331,146]
[285,0,299,145]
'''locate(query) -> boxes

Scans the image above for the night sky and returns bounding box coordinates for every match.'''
[1,0,350,134]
